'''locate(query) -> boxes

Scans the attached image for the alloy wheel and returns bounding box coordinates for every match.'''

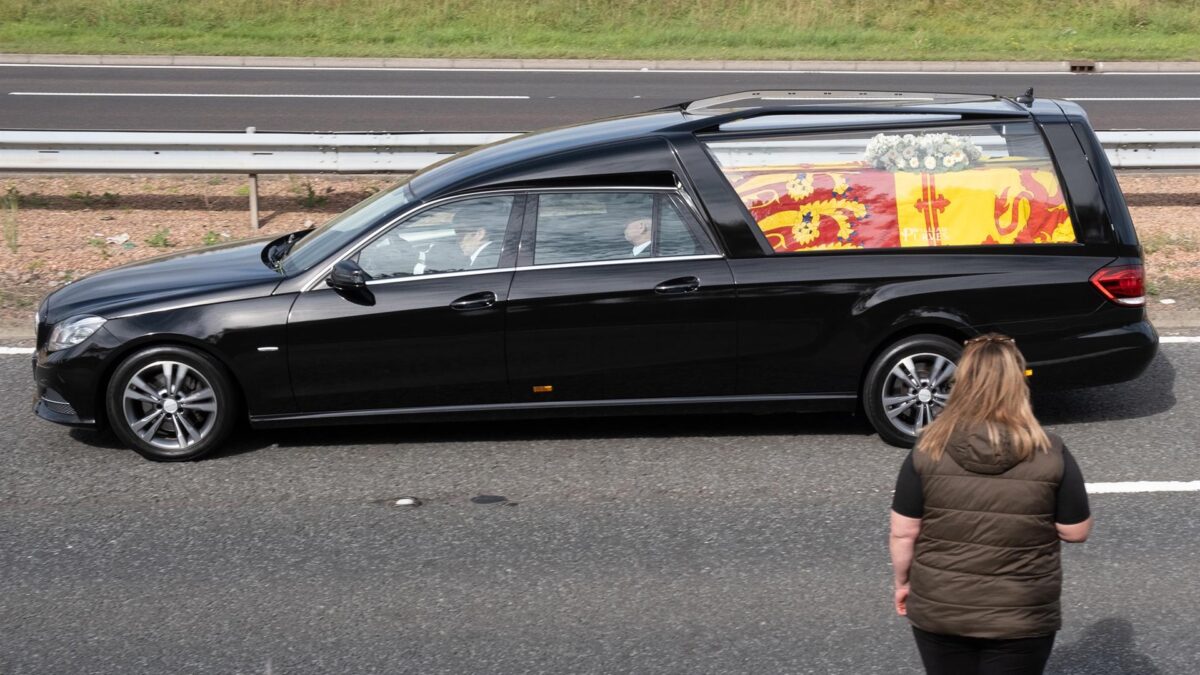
[121,360,218,451]
[880,352,955,437]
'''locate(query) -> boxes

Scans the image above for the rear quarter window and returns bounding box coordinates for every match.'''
[704,122,1076,253]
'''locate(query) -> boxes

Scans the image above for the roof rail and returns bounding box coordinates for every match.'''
[682,90,997,113]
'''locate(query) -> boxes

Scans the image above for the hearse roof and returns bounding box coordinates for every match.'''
[408,90,1055,198]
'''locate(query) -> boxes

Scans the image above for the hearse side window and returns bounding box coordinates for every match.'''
[704,122,1076,253]
[356,196,514,279]
[532,193,703,265]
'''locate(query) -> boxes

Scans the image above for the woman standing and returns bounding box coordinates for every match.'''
[889,334,1093,674]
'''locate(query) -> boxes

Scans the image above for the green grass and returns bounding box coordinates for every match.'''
[0,0,1196,61]
[144,228,172,248]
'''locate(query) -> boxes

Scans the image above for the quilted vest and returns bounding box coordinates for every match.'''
[907,426,1065,639]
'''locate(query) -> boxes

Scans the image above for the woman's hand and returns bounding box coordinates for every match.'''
[894,583,910,616]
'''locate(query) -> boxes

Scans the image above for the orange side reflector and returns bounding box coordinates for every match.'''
[1025,369,1033,377]
[532,385,554,394]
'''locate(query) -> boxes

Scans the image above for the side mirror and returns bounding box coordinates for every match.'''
[327,259,369,290]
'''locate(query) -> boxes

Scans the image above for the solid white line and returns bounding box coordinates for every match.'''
[1,63,1198,76]
[1087,481,1200,494]
[2,338,1198,354]
[1067,97,1200,101]
[12,91,1200,103]
[8,91,530,100]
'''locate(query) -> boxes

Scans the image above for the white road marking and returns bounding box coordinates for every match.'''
[6,340,1199,490]
[4,338,1196,355]
[8,91,530,100]
[1087,481,1200,494]
[12,91,1200,103]
[1066,97,1200,101]
[1,63,1199,76]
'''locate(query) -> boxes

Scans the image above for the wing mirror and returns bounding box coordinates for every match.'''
[327,259,369,290]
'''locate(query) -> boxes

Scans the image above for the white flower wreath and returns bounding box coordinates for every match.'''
[864,132,984,173]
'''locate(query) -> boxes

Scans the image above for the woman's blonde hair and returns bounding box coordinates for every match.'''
[915,334,1050,461]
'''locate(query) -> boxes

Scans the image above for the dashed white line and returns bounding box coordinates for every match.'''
[1160,336,1200,343]
[0,347,32,355]
[8,91,530,100]
[1086,481,1200,494]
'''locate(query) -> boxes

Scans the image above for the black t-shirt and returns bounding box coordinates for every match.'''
[891,446,1091,525]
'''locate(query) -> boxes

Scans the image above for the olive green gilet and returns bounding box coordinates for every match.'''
[907,430,1065,639]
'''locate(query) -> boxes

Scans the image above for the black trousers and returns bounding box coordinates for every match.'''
[912,627,1056,675]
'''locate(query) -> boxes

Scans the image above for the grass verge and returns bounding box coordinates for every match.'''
[0,0,1198,61]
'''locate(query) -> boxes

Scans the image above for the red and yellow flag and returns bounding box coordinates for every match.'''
[724,160,1075,253]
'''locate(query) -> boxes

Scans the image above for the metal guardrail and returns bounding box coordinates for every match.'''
[0,127,518,225]
[1096,131,1200,170]
[0,127,1196,225]
[1,128,1196,173]
[0,128,518,173]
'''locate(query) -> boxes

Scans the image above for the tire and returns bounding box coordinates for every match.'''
[862,334,962,448]
[105,345,237,461]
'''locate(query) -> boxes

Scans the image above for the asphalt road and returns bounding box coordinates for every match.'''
[1,65,1199,132]
[1,343,1198,674]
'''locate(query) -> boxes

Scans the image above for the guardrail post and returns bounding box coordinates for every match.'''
[248,173,259,229]
[247,127,260,229]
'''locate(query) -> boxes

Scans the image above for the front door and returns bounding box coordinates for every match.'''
[505,191,737,404]
[286,195,521,413]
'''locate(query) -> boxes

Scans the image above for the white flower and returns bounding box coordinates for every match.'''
[864,131,982,173]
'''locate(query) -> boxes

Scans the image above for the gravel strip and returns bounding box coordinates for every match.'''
[1,172,1196,322]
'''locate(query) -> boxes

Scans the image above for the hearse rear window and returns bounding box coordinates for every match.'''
[704,122,1076,253]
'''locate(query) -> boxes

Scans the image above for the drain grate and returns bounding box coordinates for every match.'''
[1069,61,1097,73]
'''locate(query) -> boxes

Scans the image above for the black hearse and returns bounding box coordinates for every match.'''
[34,91,1156,460]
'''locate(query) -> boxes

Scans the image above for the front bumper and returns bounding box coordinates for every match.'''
[30,328,122,429]
[33,357,99,427]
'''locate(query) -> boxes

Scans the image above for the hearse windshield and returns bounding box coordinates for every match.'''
[279,181,417,275]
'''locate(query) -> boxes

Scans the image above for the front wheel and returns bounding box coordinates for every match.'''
[105,345,237,461]
[862,334,961,448]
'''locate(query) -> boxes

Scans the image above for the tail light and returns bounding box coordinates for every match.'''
[1090,265,1145,307]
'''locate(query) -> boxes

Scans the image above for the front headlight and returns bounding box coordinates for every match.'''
[48,315,107,352]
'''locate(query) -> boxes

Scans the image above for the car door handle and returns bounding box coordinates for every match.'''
[654,276,701,295]
[450,291,497,311]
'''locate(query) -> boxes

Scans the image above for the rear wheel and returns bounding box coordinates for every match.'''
[105,345,237,461]
[863,334,961,448]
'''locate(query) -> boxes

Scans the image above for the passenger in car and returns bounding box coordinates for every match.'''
[623,217,653,257]
[454,222,503,268]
